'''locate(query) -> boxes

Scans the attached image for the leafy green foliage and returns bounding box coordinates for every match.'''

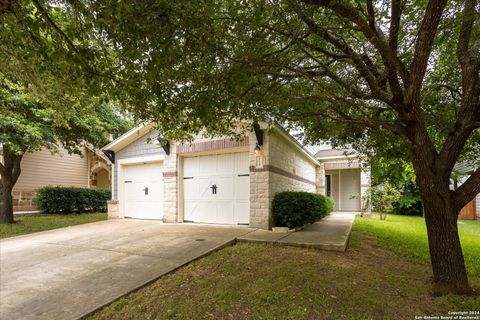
[371,157,423,216]
[35,186,111,213]
[0,79,130,156]
[368,182,402,221]
[0,0,115,112]
[272,191,333,229]
[394,182,423,216]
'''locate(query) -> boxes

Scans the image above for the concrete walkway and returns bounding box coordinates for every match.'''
[0,220,253,320]
[237,212,356,251]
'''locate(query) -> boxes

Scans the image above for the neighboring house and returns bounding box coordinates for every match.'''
[315,148,370,212]
[103,123,370,230]
[453,162,479,220]
[0,146,111,212]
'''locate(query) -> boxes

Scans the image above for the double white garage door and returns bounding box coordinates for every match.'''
[123,152,250,224]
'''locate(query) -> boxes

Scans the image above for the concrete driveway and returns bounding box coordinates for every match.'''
[0,219,253,320]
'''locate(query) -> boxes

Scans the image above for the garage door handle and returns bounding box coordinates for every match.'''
[210,184,217,194]
[143,187,149,195]
[237,174,249,177]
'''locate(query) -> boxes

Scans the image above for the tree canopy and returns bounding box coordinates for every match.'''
[2,0,479,295]
[0,77,130,223]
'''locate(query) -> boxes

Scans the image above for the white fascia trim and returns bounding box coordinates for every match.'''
[117,154,165,165]
[102,122,153,151]
[317,155,358,161]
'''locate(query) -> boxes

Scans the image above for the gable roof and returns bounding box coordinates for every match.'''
[102,122,155,152]
[315,148,357,160]
[102,121,319,165]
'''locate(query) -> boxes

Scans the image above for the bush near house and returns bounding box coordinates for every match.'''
[272,191,333,229]
[35,186,111,213]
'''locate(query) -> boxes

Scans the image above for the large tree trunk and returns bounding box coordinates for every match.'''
[414,167,472,295]
[0,147,24,224]
[422,192,471,295]
[0,182,14,223]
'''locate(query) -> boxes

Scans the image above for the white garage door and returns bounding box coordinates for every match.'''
[123,162,164,220]
[183,152,250,225]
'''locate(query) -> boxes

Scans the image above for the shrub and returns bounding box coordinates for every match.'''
[35,186,111,213]
[370,182,401,220]
[272,191,333,229]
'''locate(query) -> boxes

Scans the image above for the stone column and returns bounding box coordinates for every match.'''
[316,163,326,195]
[249,131,271,229]
[163,144,178,223]
[107,200,119,219]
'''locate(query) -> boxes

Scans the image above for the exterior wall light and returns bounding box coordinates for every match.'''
[254,143,262,155]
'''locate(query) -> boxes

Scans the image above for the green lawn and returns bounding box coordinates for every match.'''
[88,215,480,320]
[354,214,480,283]
[0,212,107,238]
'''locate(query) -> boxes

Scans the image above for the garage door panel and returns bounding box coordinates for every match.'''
[235,153,249,174]
[217,154,235,173]
[234,176,250,199]
[198,201,216,223]
[216,176,234,198]
[199,177,215,198]
[183,179,197,199]
[183,157,198,177]
[234,201,249,224]
[123,162,164,220]
[215,201,234,224]
[199,156,217,175]
[184,200,197,221]
[183,152,249,225]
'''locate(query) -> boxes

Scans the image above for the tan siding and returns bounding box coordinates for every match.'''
[13,147,89,192]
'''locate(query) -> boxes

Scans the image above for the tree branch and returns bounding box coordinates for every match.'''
[31,0,79,54]
[452,167,480,212]
[301,0,408,82]
[457,0,476,71]
[289,3,393,103]
[405,0,448,108]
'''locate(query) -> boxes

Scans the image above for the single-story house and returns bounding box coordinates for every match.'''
[0,145,111,211]
[103,123,370,230]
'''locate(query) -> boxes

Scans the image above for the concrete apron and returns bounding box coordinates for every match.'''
[0,220,254,320]
[0,213,355,320]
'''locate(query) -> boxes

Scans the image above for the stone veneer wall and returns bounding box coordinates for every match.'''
[248,131,270,229]
[12,190,37,211]
[163,143,178,223]
[249,129,318,229]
